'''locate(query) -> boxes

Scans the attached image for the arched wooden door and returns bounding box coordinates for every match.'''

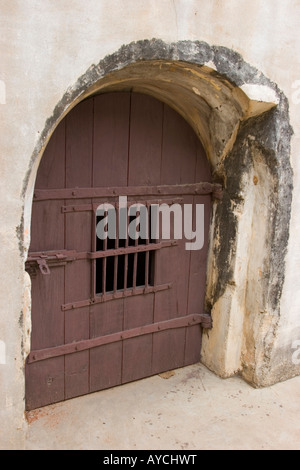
[25,92,215,410]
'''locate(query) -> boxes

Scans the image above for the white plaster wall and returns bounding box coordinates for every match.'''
[1,0,300,448]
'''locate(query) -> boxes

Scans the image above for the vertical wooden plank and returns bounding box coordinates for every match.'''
[102,223,108,296]
[30,266,65,350]
[30,109,66,347]
[90,343,122,392]
[27,265,65,407]
[123,207,130,290]
[132,215,138,290]
[66,98,93,188]
[152,209,186,375]
[30,200,65,251]
[152,246,177,323]
[64,203,92,399]
[186,195,211,314]
[64,304,90,399]
[152,101,199,375]
[160,103,197,185]
[184,120,211,366]
[27,117,66,410]
[25,357,65,411]
[123,93,163,382]
[152,329,186,374]
[90,300,124,338]
[31,116,66,250]
[64,96,93,302]
[122,335,153,383]
[122,295,154,383]
[65,203,92,309]
[174,195,194,316]
[93,92,130,187]
[64,98,94,400]
[35,119,65,189]
[157,102,198,318]
[65,202,93,256]
[184,325,202,366]
[128,93,163,186]
[90,92,131,392]
[183,127,211,366]
[145,209,150,288]
[113,208,119,293]
[123,293,154,330]
[89,300,124,392]
[65,309,90,343]
[113,256,118,293]
[184,194,211,365]
[65,351,89,400]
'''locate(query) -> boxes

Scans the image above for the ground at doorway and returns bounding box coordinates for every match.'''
[25,363,300,450]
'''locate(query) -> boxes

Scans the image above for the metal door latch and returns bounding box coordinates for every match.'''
[25,250,76,277]
[37,258,51,275]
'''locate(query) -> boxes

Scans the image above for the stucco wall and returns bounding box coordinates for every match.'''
[1,0,300,449]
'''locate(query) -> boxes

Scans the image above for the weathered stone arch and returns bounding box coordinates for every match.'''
[23,39,293,387]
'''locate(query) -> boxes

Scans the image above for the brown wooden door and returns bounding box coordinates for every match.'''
[25,92,213,410]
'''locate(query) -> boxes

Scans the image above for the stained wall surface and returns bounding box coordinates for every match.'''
[0,0,300,449]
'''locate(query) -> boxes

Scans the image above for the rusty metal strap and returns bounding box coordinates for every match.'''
[27,241,176,265]
[25,250,77,275]
[61,197,183,213]
[33,182,223,201]
[27,313,212,364]
[61,283,172,311]
[26,250,77,263]
[87,240,177,259]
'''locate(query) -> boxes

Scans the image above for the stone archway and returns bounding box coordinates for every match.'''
[23,39,293,390]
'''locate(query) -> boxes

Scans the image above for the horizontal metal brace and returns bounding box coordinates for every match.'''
[27,313,212,364]
[33,182,223,201]
[25,250,77,275]
[61,198,183,213]
[61,282,172,311]
[26,241,176,272]
[26,251,76,276]
[26,250,77,263]
[87,240,177,259]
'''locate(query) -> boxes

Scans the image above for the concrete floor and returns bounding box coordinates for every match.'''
[25,363,300,450]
